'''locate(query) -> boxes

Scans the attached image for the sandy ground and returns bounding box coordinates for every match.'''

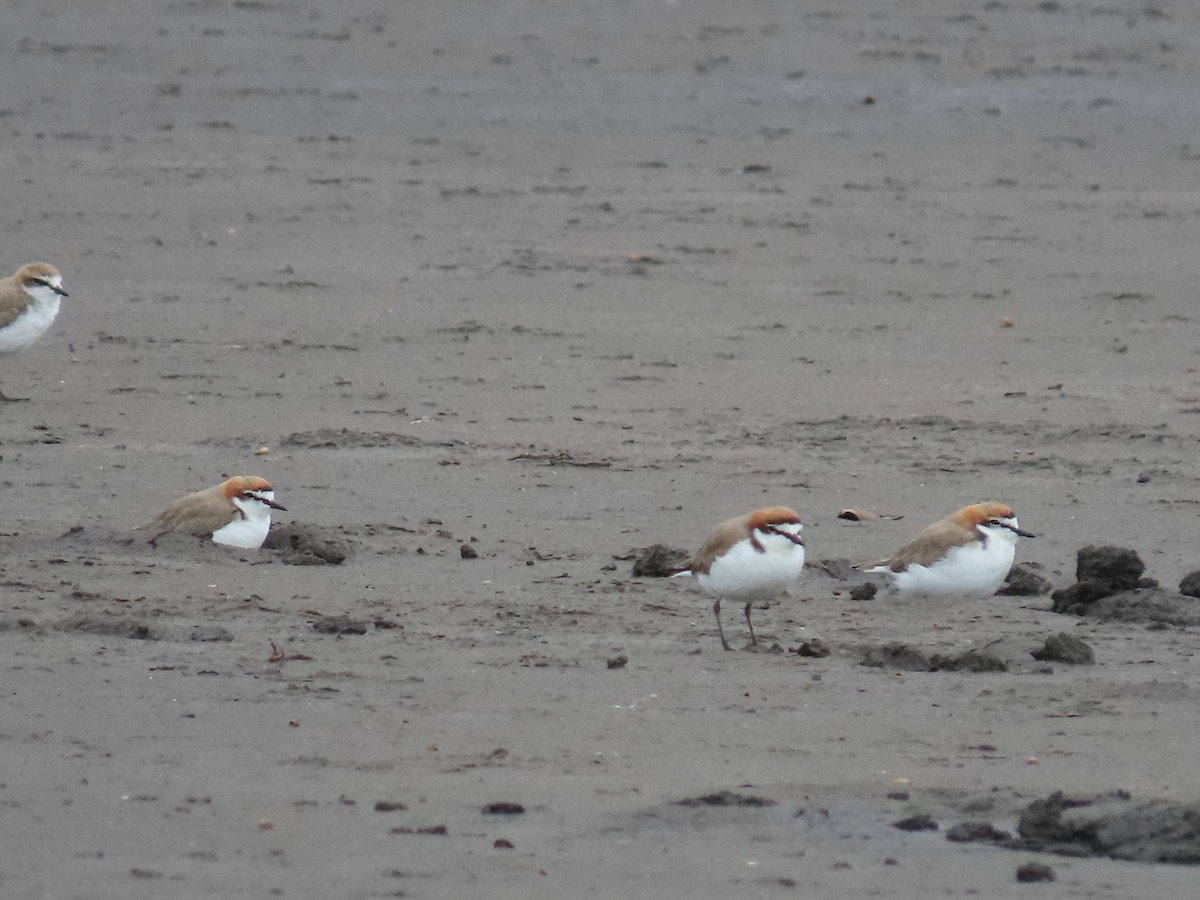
[4,0,1200,896]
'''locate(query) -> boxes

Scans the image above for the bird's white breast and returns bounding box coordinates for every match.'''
[212,515,271,549]
[0,293,60,352]
[212,493,276,549]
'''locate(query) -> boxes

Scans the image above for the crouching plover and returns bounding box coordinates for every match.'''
[674,506,806,651]
[145,476,286,549]
[0,262,69,401]
[858,502,1034,596]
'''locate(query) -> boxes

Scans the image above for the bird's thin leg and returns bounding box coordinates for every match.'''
[713,598,732,651]
[743,602,757,646]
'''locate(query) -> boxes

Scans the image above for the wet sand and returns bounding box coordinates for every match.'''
[3,1,1200,896]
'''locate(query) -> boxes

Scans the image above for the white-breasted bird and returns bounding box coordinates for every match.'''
[0,262,69,401]
[859,502,1034,596]
[674,506,806,651]
[144,476,286,549]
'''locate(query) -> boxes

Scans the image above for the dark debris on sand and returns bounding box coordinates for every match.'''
[893,814,939,832]
[675,791,777,808]
[945,821,1014,844]
[310,615,370,635]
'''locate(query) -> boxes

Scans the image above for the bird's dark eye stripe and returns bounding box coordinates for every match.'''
[764,523,805,545]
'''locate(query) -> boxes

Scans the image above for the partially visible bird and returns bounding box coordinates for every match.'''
[0,262,69,401]
[674,506,806,651]
[144,476,287,549]
[858,502,1034,596]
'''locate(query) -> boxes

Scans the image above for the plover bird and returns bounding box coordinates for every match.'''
[0,262,68,401]
[859,502,1034,596]
[145,476,286,549]
[675,506,806,650]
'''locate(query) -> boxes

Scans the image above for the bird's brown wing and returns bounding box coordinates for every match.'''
[0,278,29,330]
[865,518,979,572]
[687,515,752,576]
[145,486,238,538]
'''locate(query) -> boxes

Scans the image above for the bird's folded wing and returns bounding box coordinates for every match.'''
[862,519,978,572]
[147,490,238,537]
[0,286,29,330]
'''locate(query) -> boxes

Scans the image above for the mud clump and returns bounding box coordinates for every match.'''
[1017,790,1200,863]
[793,638,831,658]
[860,642,1009,672]
[1016,862,1056,882]
[860,642,933,671]
[1179,570,1200,598]
[849,582,878,602]
[1074,589,1200,627]
[998,562,1053,596]
[1032,633,1095,665]
[1050,545,1151,612]
[263,523,351,565]
[1050,546,1200,625]
[929,649,1008,673]
[630,544,690,577]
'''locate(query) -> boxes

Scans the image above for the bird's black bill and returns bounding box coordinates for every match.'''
[245,491,287,512]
